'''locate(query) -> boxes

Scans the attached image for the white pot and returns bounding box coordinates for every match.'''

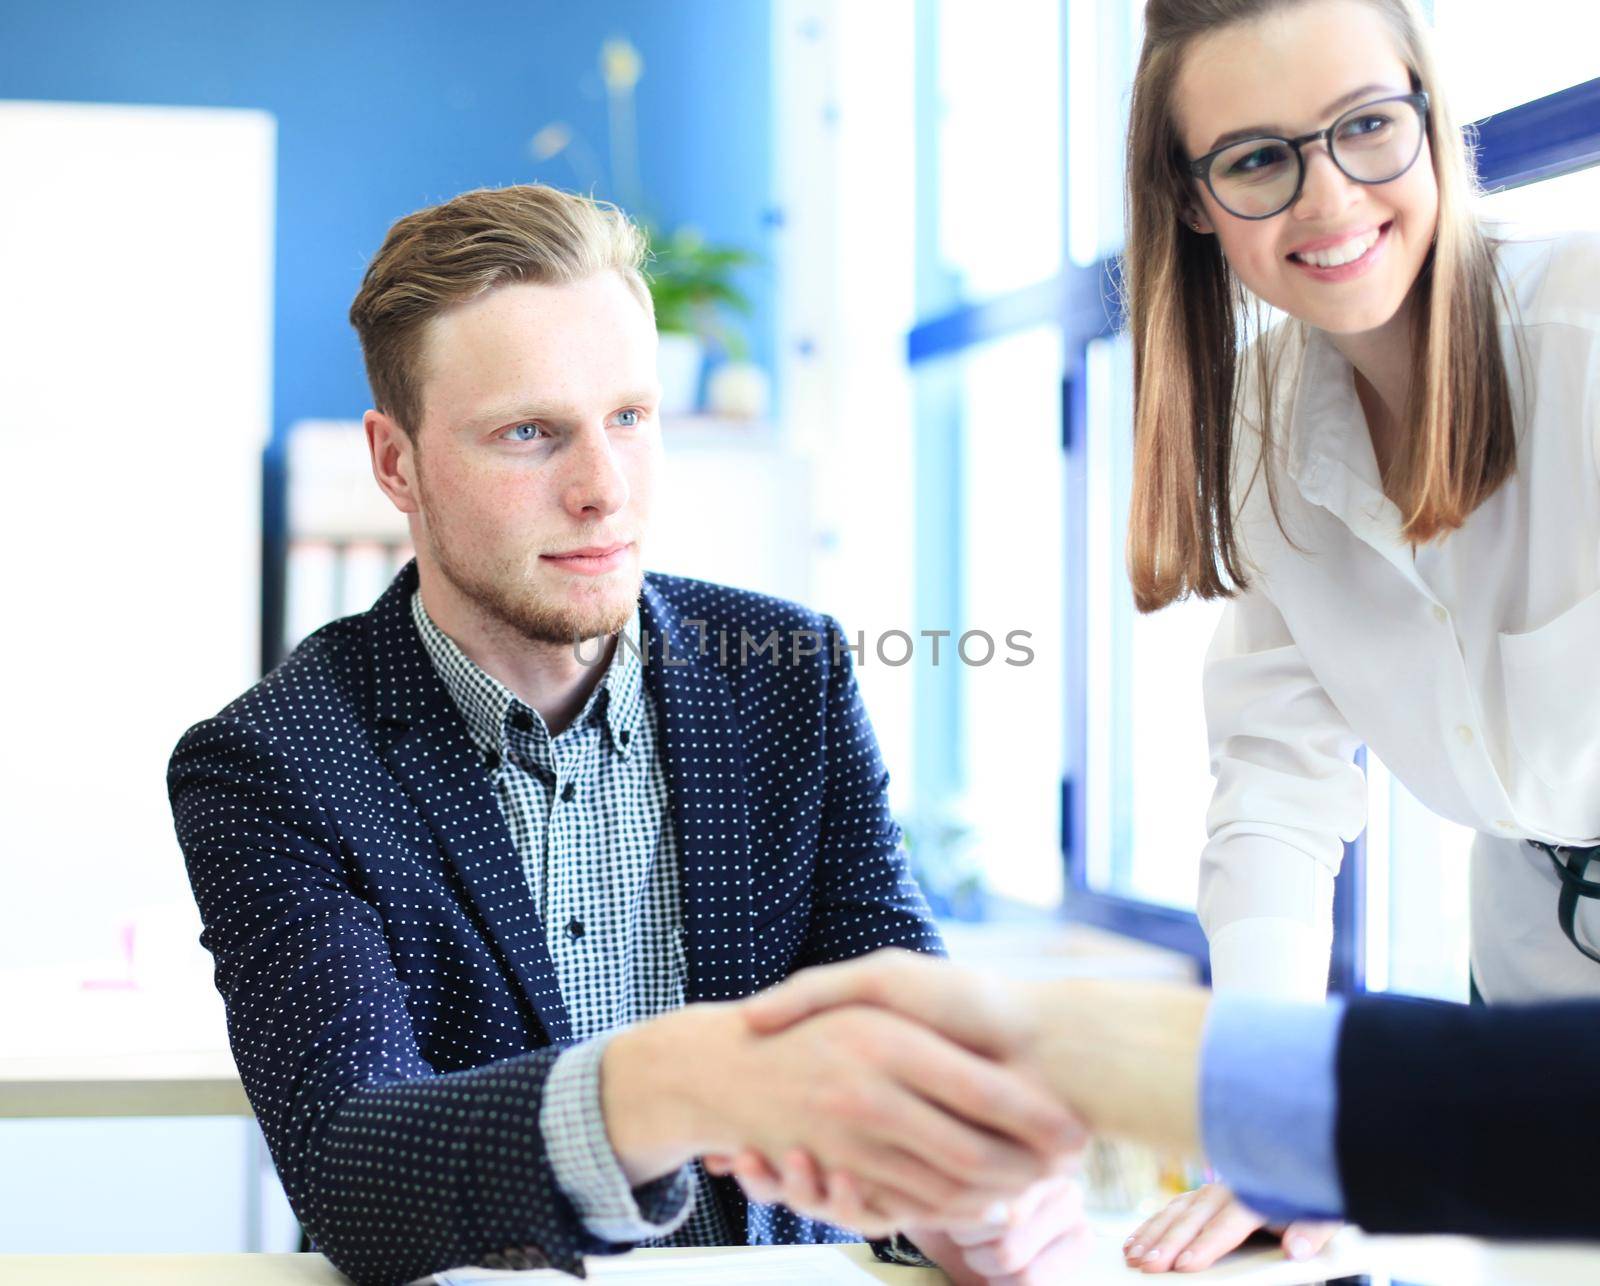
[656,331,705,416]
[706,360,771,422]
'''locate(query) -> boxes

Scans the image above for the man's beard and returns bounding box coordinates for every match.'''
[420,496,640,648]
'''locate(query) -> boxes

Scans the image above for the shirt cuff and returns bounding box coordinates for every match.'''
[1200,994,1346,1223]
[1208,917,1332,1000]
[541,1032,695,1243]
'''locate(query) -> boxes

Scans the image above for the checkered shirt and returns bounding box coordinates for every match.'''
[411,591,732,1248]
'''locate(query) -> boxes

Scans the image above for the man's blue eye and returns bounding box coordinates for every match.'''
[506,422,542,442]
[616,409,640,427]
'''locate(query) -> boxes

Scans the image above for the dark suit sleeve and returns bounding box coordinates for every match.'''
[169,716,600,1285]
[794,616,945,967]
[1338,994,1600,1238]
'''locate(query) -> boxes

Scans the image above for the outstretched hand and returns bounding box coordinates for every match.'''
[741,948,1038,1059]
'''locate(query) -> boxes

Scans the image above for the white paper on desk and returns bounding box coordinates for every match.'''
[433,1245,885,1284]
[432,1227,1375,1284]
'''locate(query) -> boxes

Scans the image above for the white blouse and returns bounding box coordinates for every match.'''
[1201,228,1600,1004]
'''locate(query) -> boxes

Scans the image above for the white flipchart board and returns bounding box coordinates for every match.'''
[0,101,274,973]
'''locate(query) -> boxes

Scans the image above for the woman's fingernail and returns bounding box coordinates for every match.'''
[1288,1236,1311,1260]
[1175,1251,1192,1268]
[1142,1247,1161,1263]
[1127,1242,1143,1259]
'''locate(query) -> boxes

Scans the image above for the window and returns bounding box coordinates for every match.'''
[902,330,1070,913]
[799,1,1598,991]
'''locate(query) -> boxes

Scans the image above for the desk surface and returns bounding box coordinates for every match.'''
[7,1234,1600,1285]
[0,1245,937,1284]
[0,1049,250,1118]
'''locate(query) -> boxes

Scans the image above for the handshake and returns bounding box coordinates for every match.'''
[601,950,1216,1283]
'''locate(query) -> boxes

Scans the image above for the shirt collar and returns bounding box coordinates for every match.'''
[410,590,644,761]
[1285,325,1387,510]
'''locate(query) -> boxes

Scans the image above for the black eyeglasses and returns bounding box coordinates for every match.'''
[1186,91,1430,220]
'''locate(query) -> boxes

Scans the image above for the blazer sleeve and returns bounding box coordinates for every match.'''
[794,615,945,968]
[1337,994,1600,1238]
[1200,587,1366,1000]
[169,716,600,1285]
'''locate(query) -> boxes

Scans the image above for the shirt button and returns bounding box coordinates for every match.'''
[620,729,632,745]
[510,709,534,733]
[1456,724,1475,746]
[566,917,585,939]
[1432,604,1448,624]
[561,781,576,803]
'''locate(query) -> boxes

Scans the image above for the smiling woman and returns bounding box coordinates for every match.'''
[1113,0,1600,1273]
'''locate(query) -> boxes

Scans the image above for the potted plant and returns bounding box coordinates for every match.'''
[644,224,760,416]
[531,37,765,418]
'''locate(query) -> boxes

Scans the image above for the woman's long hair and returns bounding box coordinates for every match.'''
[1123,0,1516,612]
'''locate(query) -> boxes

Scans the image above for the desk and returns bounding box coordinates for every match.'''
[0,1244,939,1284]
[7,1236,1600,1285]
[0,1050,250,1119]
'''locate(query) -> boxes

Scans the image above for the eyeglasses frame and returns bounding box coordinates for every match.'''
[1185,91,1432,221]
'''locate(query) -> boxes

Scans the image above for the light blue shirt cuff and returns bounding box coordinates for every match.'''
[1199,994,1346,1223]
[541,1032,696,1243]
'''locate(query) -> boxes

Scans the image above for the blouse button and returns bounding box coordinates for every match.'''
[1456,724,1475,746]
[1432,604,1449,624]
[1496,819,1516,832]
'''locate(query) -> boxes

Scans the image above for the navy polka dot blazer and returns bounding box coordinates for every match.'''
[168,562,943,1284]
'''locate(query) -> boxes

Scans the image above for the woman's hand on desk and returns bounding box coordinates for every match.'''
[1122,1181,1338,1273]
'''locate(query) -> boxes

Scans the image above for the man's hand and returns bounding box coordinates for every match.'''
[706,1151,1091,1283]
[744,948,1211,1158]
[914,1172,1091,1285]
[601,998,1083,1230]
[743,948,1036,1060]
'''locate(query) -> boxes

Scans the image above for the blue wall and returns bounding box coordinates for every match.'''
[0,0,777,445]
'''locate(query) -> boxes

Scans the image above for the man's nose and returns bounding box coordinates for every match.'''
[560,423,630,518]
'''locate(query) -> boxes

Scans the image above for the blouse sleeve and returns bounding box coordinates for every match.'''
[1200,585,1367,1000]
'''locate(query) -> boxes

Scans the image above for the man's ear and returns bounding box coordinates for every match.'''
[365,409,421,516]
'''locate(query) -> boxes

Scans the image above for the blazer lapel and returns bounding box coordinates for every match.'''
[365,566,573,1045]
[640,578,755,1003]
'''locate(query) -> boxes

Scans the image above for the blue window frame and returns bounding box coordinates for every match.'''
[906,36,1600,988]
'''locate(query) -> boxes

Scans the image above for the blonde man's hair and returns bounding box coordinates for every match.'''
[349,184,654,437]
[1122,0,1517,612]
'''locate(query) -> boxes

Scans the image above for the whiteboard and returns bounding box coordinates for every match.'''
[0,101,274,974]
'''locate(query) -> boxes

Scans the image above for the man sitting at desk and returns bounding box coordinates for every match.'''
[168,184,1082,1286]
